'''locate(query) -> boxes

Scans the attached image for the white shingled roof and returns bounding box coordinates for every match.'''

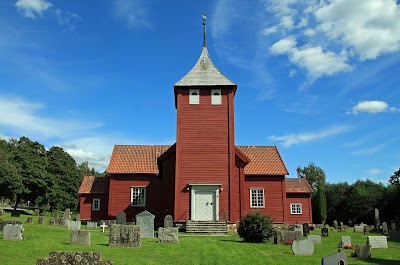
[175,47,236,86]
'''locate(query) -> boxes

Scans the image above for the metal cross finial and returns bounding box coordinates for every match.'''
[202,11,207,47]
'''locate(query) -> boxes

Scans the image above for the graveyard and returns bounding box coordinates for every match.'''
[1,211,400,264]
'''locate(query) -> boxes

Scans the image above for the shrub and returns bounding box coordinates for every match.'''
[237,211,275,243]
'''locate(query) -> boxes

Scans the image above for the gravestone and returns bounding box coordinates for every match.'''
[276,230,302,244]
[294,224,303,235]
[339,236,351,248]
[375,208,380,230]
[390,230,400,241]
[68,221,81,231]
[36,251,113,265]
[87,221,97,229]
[321,227,329,237]
[70,230,90,246]
[367,236,388,248]
[382,222,389,236]
[322,251,347,265]
[333,220,338,230]
[53,212,59,219]
[354,244,371,259]
[1,220,22,231]
[76,213,81,221]
[27,217,33,223]
[348,219,353,227]
[3,224,24,240]
[291,239,314,256]
[34,209,40,216]
[307,235,321,244]
[354,225,364,233]
[55,217,67,226]
[100,222,108,233]
[164,215,173,228]
[49,217,55,225]
[0,208,3,216]
[109,224,141,247]
[11,211,20,217]
[390,220,396,231]
[136,210,155,238]
[38,216,44,224]
[302,223,310,236]
[288,224,295,231]
[364,225,370,234]
[116,212,126,225]
[158,227,179,243]
[64,208,71,219]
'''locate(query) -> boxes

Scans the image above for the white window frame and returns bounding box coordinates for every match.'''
[211,89,222,105]
[189,89,200,104]
[92,198,100,211]
[250,188,265,208]
[290,203,302,214]
[131,187,146,207]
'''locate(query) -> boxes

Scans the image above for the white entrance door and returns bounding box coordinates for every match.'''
[191,185,219,221]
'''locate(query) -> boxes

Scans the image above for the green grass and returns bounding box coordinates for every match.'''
[1,212,400,264]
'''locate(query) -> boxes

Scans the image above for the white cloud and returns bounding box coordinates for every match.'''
[269,125,351,147]
[15,0,53,19]
[55,9,82,31]
[368,169,382,175]
[112,0,151,29]
[352,138,400,155]
[347,100,398,115]
[0,95,101,139]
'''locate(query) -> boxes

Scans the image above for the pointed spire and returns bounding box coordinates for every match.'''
[202,11,207,47]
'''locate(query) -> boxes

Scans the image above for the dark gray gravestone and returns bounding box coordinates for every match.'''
[382,222,389,236]
[390,220,396,230]
[36,252,113,265]
[291,239,314,256]
[158,227,179,243]
[355,244,371,259]
[109,224,141,247]
[116,212,126,225]
[136,210,155,238]
[276,230,302,244]
[27,217,33,223]
[11,211,20,217]
[322,251,347,265]
[303,223,310,236]
[164,215,173,228]
[333,220,338,230]
[375,208,380,230]
[38,216,44,224]
[70,230,90,246]
[321,227,329,237]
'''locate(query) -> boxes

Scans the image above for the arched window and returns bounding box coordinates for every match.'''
[211,89,221,105]
[189,89,200,104]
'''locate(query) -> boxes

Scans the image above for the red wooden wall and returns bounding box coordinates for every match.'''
[285,193,312,224]
[175,87,236,221]
[242,175,286,223]
[79,194,109,221]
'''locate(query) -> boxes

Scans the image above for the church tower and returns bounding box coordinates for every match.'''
[173,14,238,221]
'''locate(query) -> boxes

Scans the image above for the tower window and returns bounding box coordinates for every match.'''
[189,89,200,104]
[211,89,221,105]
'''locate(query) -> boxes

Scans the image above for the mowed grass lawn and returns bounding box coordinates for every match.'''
[1,213,400,265]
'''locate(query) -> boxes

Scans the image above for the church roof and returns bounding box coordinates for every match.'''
[106,144,288,175]
[285,178,314,193]
[78,176,109,194]
[174,47,236,87]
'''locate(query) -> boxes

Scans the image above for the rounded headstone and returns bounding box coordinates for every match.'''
[292,239,314,256]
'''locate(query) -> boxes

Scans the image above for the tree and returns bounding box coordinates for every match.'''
[10,137,49,210]
[237,212,275,243]
[389,168,400,185]
[45,146,83,211]
[297,162,327,224]
[325,182,351,224]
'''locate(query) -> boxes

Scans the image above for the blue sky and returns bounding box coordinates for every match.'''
[0,0,399,184]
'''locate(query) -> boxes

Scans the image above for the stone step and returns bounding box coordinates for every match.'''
[186,220,228,233]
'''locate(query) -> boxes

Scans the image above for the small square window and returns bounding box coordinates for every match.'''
[92,198,100,211]
[250,188,264,208]
[131,187,146,206]
[211,89,221,105]
[189,89,200,104]
[290,203,302,214]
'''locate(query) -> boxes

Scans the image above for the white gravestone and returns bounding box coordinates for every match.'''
[67,221,81,231]
[307,235,321,244]
[3,224,24,241]
[367,236,388,248]
[136,210,155,238]
[87,221,97,229]
[292,239,314,256]
[340,236,351,247]
[100,222,108,233]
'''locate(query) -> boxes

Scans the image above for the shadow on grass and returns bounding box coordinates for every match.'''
[363,258,400,265]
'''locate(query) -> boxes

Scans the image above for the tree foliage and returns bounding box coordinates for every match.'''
[238,211,275,243]
[389,168,400,185]
[297,162,327,224]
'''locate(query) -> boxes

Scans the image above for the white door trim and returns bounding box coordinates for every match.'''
[190,185,219,221]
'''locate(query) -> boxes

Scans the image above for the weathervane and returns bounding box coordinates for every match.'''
[202,11,207,47]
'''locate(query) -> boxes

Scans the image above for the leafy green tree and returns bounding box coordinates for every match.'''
[238,212,275,243]
[389,168,400,185]
[297,162,327,224]
[325,182,351,224]
[45,146,83,211]
[9,137,49,210]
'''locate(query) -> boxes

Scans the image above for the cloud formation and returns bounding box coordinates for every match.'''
[347,100,398,115]
[15,0,52,19]
[269,125,351,147]
[112,0,151,29]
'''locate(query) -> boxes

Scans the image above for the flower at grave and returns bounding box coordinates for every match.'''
[344,245,354,250]
[285,240,293,245]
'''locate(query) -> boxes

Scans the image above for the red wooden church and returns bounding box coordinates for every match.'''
[78,19,313,225]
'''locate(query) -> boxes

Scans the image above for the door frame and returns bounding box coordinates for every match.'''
[190,184,220,221]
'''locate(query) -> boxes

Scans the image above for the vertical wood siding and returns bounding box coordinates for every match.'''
[79,194,109,221]
[160,152,176,218]
[243,175,285,223]
[286,193,312,224]
[175,87,235,221]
